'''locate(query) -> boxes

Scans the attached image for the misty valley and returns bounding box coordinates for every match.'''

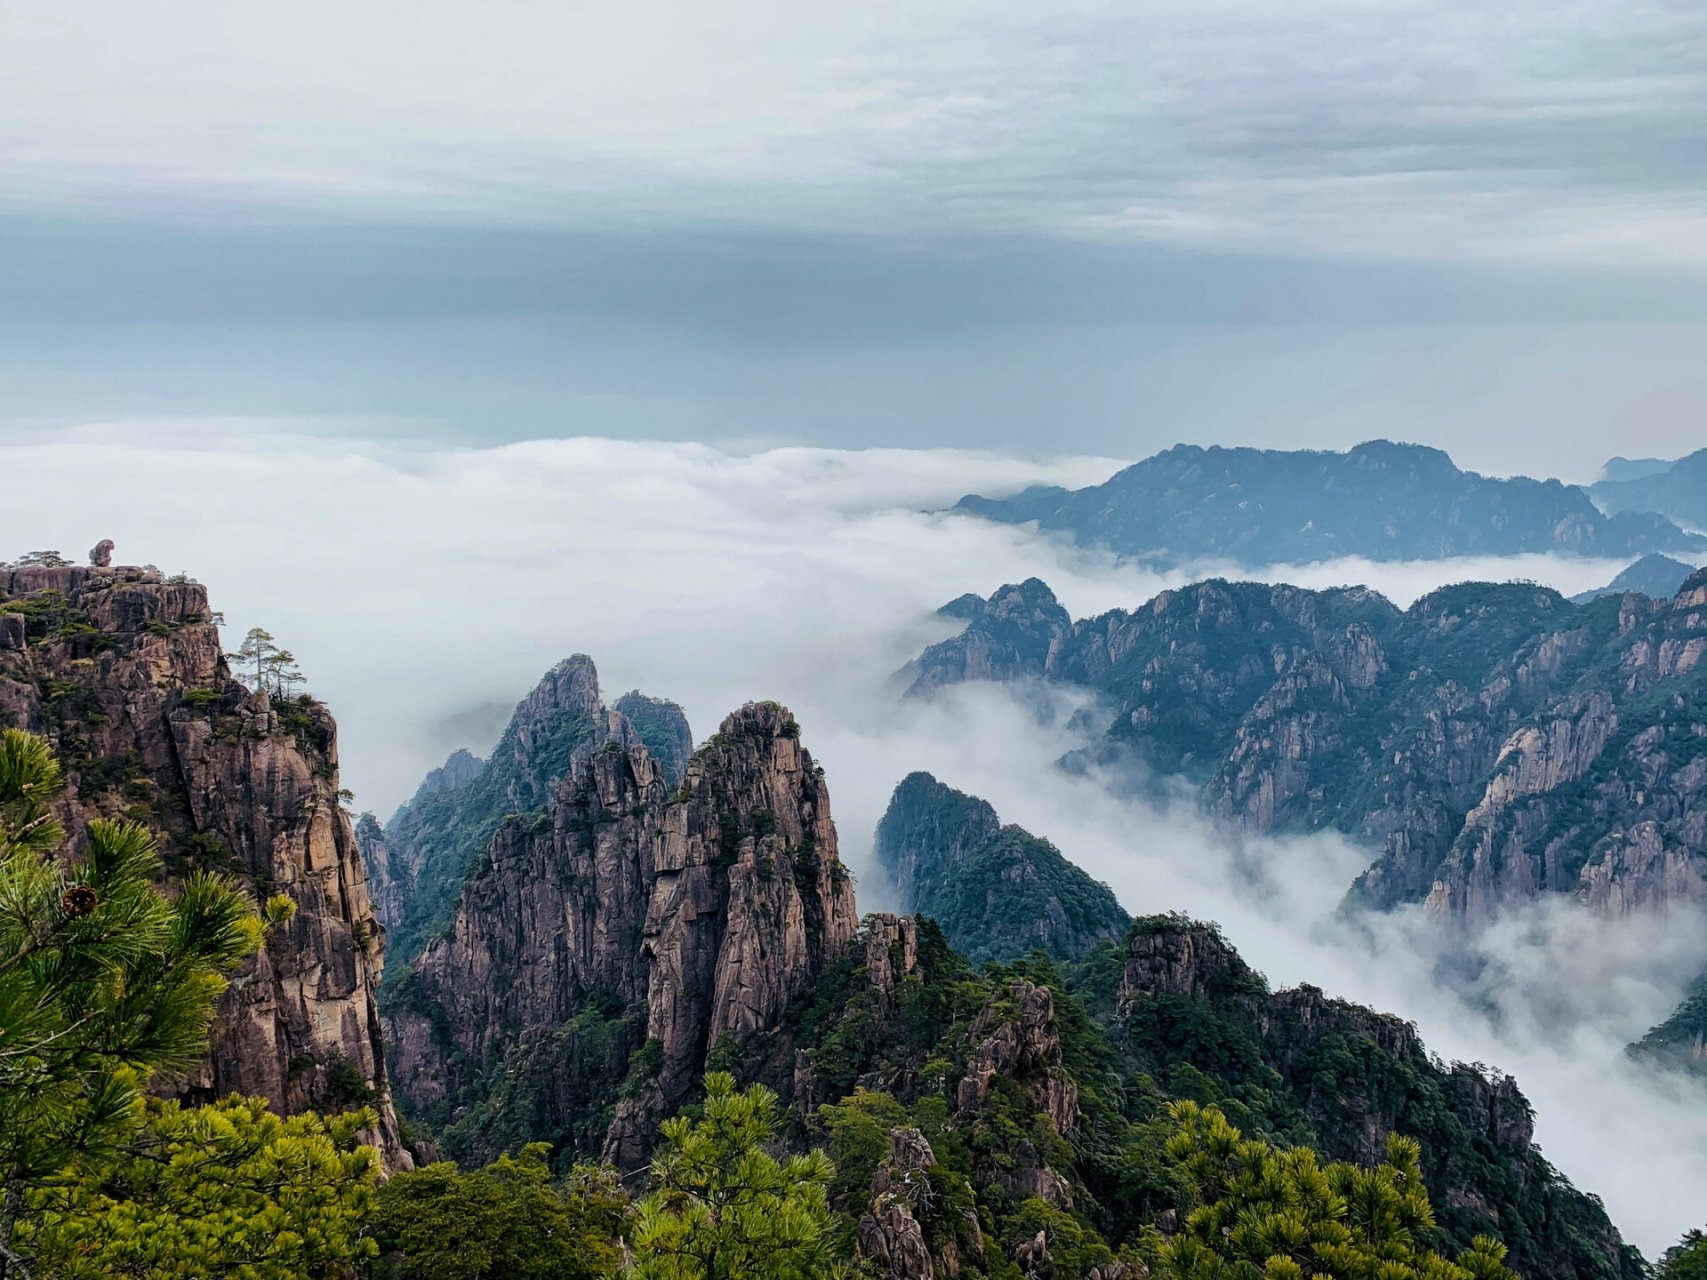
[4,440,1707,1280]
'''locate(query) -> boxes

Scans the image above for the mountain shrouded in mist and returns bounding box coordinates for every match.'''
[956,440,1705,567]
[902,572,1707,923]
[1,547,1685,1275]
[1591,448,1707,535]
[1571,553,1701,603]
[874,770,1130,963]
[361,656,693,970]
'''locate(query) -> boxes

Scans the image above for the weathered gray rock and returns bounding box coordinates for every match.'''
[382,698,858,1170]
[857,1128,939,1280]
[901,573,1707,927]
[0,565,405,1163]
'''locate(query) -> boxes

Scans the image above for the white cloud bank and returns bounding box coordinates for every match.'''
[3,424,1694,1253]
[0,424,1628,811]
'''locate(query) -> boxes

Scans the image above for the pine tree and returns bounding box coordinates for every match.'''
[627,1074,850,1280]
[370,1144,627,1280]
[225,627,303,698]
[0,728,275,1279]
[1659,1230,1707,1280]
[1156,1101,1521,1280]
[20,1095,379,1280]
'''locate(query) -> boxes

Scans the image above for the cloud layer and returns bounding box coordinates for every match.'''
[0,426,1630,812]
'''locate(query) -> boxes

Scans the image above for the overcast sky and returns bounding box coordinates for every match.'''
[4,0,1706,471]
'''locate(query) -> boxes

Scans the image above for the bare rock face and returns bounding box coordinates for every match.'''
[856,1126,987,1280]
[860,912,922,999]
[606,701,858,1166]
[957,979,1079,1136]
[954,978,1078,1209]
[88,538,114,567]
[383,698,858,1170]
[0,565,405,1162]
[371,658,694,972]
[857,1128,939,1280]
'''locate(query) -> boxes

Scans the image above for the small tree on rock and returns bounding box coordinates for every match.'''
[227,627,304,698]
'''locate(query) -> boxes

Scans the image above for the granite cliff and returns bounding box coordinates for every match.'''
[0,563,404,1158]
[383,698,858,1169]
[368,656,693,968]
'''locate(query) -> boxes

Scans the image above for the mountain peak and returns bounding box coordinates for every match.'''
[874,772,1128,963]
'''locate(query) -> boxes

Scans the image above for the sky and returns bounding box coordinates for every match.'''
[4,0,1707,472]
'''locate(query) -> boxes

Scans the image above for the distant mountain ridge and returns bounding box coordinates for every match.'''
[1570,553,1700,603]
[1590,447,1707,534]
[955,439,1704,567]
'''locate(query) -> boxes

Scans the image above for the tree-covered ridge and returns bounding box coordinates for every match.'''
[778,912,1641,1280]
[0,725,1671,1279]
[954,439,1704,567]
[874,771,1130,963]
[1630,969,1707,1077]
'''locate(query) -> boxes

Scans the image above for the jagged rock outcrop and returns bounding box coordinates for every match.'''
[900,579,1070,697]
[874,772,1128,963]
[370,656,691,966]
[413,747,485,799]
[1118,917,1641,1279]
[383,699,857,1170]
[0,564,405,1161]
[904,574,1707,927]
[857,1128,942,1280]
[956,439,1704,567]
[955,979,1078,1208]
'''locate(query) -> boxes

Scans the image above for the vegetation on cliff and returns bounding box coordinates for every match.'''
[874,771,1130,963]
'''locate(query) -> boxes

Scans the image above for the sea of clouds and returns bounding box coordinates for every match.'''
[4,422,1699,1253]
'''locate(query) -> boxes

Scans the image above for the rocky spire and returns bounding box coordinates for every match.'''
[382,697,858,1170]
